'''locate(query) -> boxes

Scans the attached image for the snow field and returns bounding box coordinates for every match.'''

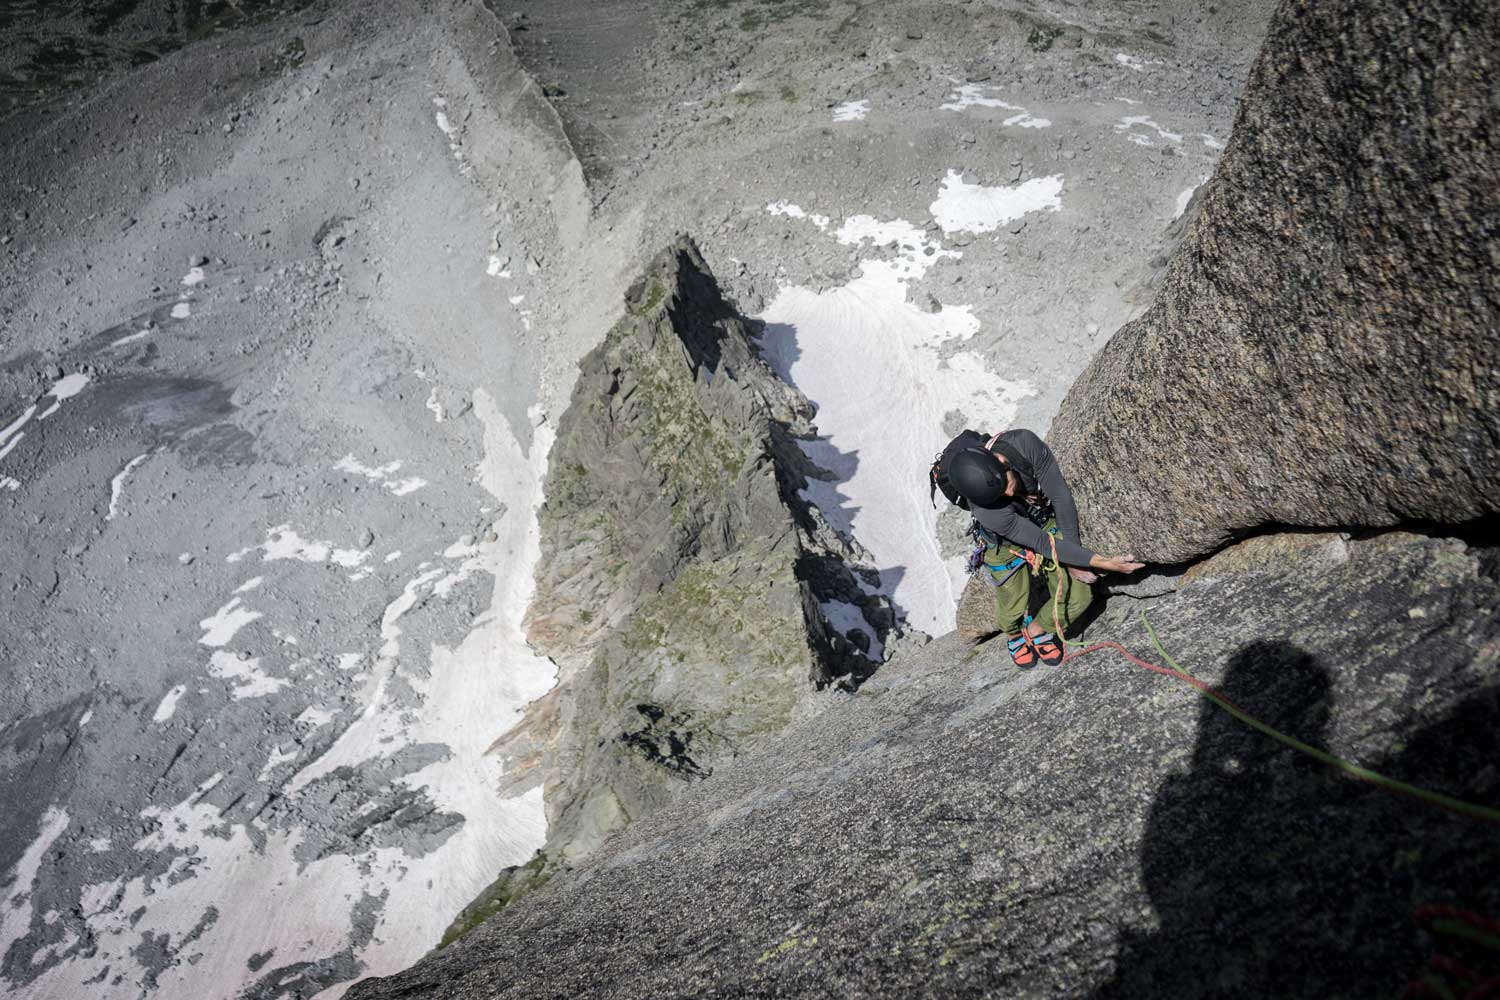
[760,199,1035,635]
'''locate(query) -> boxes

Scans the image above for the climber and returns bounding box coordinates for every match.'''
[930,428,1144,668]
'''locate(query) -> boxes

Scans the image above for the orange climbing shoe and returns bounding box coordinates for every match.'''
[1006,634,1038,669]
[1030,631,1065,666]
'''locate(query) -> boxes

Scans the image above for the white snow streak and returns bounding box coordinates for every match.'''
[1116,115,1183,146]
[334,454,428,497]
[197,596,262,647]
[105,453,151,521]
[111,329,152,347]
[939,84,1051,127]
[1115,52,1163,72]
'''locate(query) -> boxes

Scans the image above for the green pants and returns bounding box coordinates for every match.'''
[982,519,1093,637]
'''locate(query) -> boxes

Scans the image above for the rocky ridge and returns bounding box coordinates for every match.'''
[449,238,908,936]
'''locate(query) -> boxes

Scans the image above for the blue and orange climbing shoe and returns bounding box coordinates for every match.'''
[1007,634,1038,669]
[1030,631,1065,666]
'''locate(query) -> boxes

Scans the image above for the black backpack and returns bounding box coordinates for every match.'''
[928,430,1038,509]
[929,430,988,510]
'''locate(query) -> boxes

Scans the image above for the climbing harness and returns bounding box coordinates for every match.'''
[1060,611,1500,828]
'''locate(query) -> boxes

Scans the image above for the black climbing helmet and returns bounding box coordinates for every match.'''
[947,447,1009,508]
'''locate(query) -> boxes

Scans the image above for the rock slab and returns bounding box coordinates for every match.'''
[351,530,1500,999]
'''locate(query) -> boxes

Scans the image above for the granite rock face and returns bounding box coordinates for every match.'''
[351,530,1500,998]
[1048,0,1500,564]
[467,239,898,920]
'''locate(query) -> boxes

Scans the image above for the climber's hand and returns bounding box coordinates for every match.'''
[1090,554,1145,575]
[1068,567,1099,584]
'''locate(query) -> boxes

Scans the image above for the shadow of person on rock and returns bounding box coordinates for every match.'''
[1094,640,1500,1000]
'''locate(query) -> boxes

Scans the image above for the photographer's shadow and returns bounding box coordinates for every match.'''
[1095,640,1500,999]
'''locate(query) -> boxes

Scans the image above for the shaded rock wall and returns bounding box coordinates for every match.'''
[351,529,1500,998]
[1049,0,1499,564]
[478,239,898,909]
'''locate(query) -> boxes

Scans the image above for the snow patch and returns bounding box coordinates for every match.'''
[387,477,427,497]
[228,524,368,567]
[766,201,831,230]
[0,476,18,491]
[761,197,1032,633]
[334,454,428,497]
[832,99,869,122]
[207,650,289,700]
[181,266,205,286]
[334,455,402,480]
[111,329,151,347]
[930,169,1064,233]
[35,372,91,419]
[198,596,262,647]
[941,83,1011,111]
[153,685,187,723]
[48,373,90,402]
[170,302,191,319]
[1200,133,1225,150]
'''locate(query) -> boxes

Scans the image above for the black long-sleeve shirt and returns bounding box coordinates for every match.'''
[969,429,1097,566]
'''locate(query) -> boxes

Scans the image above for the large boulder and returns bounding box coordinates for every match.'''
[1048,0,1499,565]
